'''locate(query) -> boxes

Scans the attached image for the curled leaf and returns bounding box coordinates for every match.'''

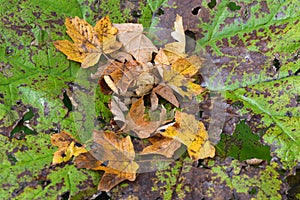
[164,14,186,63]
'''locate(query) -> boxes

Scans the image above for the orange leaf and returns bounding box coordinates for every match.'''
[140,135,182,158]
[124,97,167,138]
[74,130,138,192]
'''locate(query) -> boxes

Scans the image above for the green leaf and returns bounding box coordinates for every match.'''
[216,121,271,161]
[0,134,99,199]
[195,0,300,91]
[0,0,126,198]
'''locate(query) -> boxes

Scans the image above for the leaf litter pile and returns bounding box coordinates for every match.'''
[52,15,215,191]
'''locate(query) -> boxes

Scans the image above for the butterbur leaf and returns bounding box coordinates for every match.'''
[124,97,167,138]
[113,23,158,64]
[161,111,215,160]
[51,131,87,164]
[75,130,138,191]
[140,135,182,158]
[53,16,122,68]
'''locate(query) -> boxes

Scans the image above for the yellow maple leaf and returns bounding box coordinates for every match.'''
[171,56,202,78]
[53,16,122,68]
[161,65,205,99]
[51,131,87,164]
[74,130,138,192]
[160,111,215,160]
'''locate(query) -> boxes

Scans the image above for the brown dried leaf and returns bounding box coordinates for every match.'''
[140,135,181,158]
[113,23,158,64]
[75,130,138,192]
[124,97,167,138]
[153,84,179,107]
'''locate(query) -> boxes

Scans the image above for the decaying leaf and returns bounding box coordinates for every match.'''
[141,135,182,158]
[53,16,122,68]
[113,23,158,63]
[161,111,215,160]
[75,130,138,191]
[124,97,167,138]
[51,131,87,164]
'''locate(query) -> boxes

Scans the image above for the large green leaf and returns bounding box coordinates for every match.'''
[0,0,133,199]
[226,76,300,169]
[0,134,99,199]
[110,158,285,199]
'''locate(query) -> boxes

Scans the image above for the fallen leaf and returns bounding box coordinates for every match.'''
[153,84,179,107]
[75,152,137,192]
[163,14,186,63]
[124,97,167,138]
[140,135,182,158]
[160,111,215,160]
[100,60,145,95]
[51,131,87,164]
[75,130,138,191]
[113,23,158,64]
[154,48,170,65]
[161,65,205,100]
[109,95,128,130]
[54,16,122,68]
[172,57,201,78]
